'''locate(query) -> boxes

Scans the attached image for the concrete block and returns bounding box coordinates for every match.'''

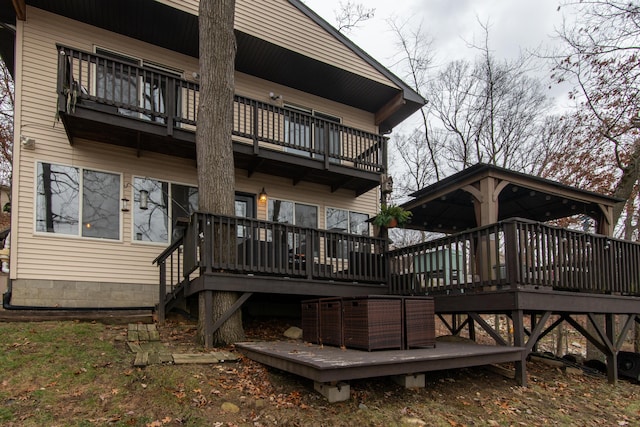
[392,374,426,389]
[314,381,350,403]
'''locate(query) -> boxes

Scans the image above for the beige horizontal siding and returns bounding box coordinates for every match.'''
[156,0,396,88]
[11,7,379,287]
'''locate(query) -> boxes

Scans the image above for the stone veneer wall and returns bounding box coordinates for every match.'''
[8,279,157,308]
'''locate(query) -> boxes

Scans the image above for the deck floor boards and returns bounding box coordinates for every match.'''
[236,341,524,383]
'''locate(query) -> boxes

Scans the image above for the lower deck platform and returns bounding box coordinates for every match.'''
[236,340,524,383]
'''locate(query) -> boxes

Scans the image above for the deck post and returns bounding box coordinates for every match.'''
[605,313,618,384]
[468,315,476,341]
[158,260,166,325]
[199,291,214,348]
[512,309,527,387]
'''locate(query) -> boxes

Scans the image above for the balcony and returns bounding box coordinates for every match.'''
[56,46,388,195]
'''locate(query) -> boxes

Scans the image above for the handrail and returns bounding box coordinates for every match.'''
[181,212,388,284]
[388,218,640,297]
[152,236,183,265]
[56,45,387,174]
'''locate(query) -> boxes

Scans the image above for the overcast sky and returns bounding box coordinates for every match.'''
[303,0,571,122]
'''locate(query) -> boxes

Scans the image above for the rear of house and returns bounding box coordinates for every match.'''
[0,0,424,308]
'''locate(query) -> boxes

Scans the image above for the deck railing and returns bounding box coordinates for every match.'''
[180,212,388,284]
[388,218,640,296]
[56,45,387,173]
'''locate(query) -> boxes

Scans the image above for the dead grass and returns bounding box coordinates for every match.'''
[0,319,638,426]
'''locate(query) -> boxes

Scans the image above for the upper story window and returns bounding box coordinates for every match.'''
[36,162,120,240]
[94,47,182,123]
[132,177,198,243]
[284,104,341,162]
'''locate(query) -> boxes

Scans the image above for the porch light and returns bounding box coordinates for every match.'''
[121,197,130,212]
[139,189,149,210]
[258,188,268,204]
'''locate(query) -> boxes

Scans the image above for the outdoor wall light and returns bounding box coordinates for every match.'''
[258,187,268,204]
[20,135,35,150]
[139,189,149,210]
[121,197,130,212]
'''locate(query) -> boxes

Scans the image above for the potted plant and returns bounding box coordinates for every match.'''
[372,204,412,228]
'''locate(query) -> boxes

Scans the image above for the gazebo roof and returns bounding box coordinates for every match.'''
[401,163,623,233]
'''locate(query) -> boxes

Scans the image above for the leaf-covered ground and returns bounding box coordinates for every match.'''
[0,319,638,426]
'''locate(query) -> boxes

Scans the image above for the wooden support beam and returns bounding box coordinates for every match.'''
[616,314,638,350]
[468,315,476,341]
[12,0,26,20]
[587,312,615,354]
[525,311,552,353]
[210,292,253,336]
[563,314,608,354]
[537,316,564,342]
[202,291,214,348]
[437,313,453,334]
[511,310,527,386]
[453,316,471,336]
[374,92,405,126]
[605,313,618,384]
[468,312,508,346]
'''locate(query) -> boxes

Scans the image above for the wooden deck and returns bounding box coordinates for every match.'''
[236,340,524,383]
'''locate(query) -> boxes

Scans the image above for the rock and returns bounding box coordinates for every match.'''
[221,402,240,413]
[399,417,426,426]
[253,399,266,408]
[358,403,368,410]
[564,366,583,376]
[284,326,303,339]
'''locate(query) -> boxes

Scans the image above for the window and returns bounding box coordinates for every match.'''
[267,199,318,254]
[95,48,182,123]
[284,104,341,161]
[132,177,198,243]
[325,208,370,258]
[36,162,120,240]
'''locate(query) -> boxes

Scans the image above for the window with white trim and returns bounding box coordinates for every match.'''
[132,177,198,243]
[325,207,369,258]
[267,199,318,254]
[36,162,120,240]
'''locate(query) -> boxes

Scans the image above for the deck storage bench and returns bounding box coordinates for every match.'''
[404,297,436,348]
[343,296,402,351]
[301,299,320,344]
[319,298,343,346]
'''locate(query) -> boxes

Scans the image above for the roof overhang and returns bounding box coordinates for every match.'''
[402,163,624,233]
[1,0,425,132]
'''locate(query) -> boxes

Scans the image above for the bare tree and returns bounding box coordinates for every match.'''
[0,58,13,188]
[553,0,640,226]
[430,24,551,174]
[334,1,375,33]
[196,0,244,346]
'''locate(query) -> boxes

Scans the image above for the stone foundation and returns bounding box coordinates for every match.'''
[8,279,157,308]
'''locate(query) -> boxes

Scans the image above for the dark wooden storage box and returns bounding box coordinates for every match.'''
[404,297,436,348]
[319,298,343,346]
[301,299,319,344]
[343,297,402,351]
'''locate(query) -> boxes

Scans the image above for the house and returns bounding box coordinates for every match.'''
[3,0,639,393]
[0,0,424,309]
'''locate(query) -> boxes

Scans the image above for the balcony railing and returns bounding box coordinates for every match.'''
[57,45,387,173]
[155,212,388,302]
[388,218,640,297]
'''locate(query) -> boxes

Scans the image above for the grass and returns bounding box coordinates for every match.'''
[0,320,638,426]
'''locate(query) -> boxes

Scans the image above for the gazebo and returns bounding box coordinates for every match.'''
[390,164,639,384]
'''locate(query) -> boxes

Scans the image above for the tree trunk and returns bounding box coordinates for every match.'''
[196,0,244,346]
